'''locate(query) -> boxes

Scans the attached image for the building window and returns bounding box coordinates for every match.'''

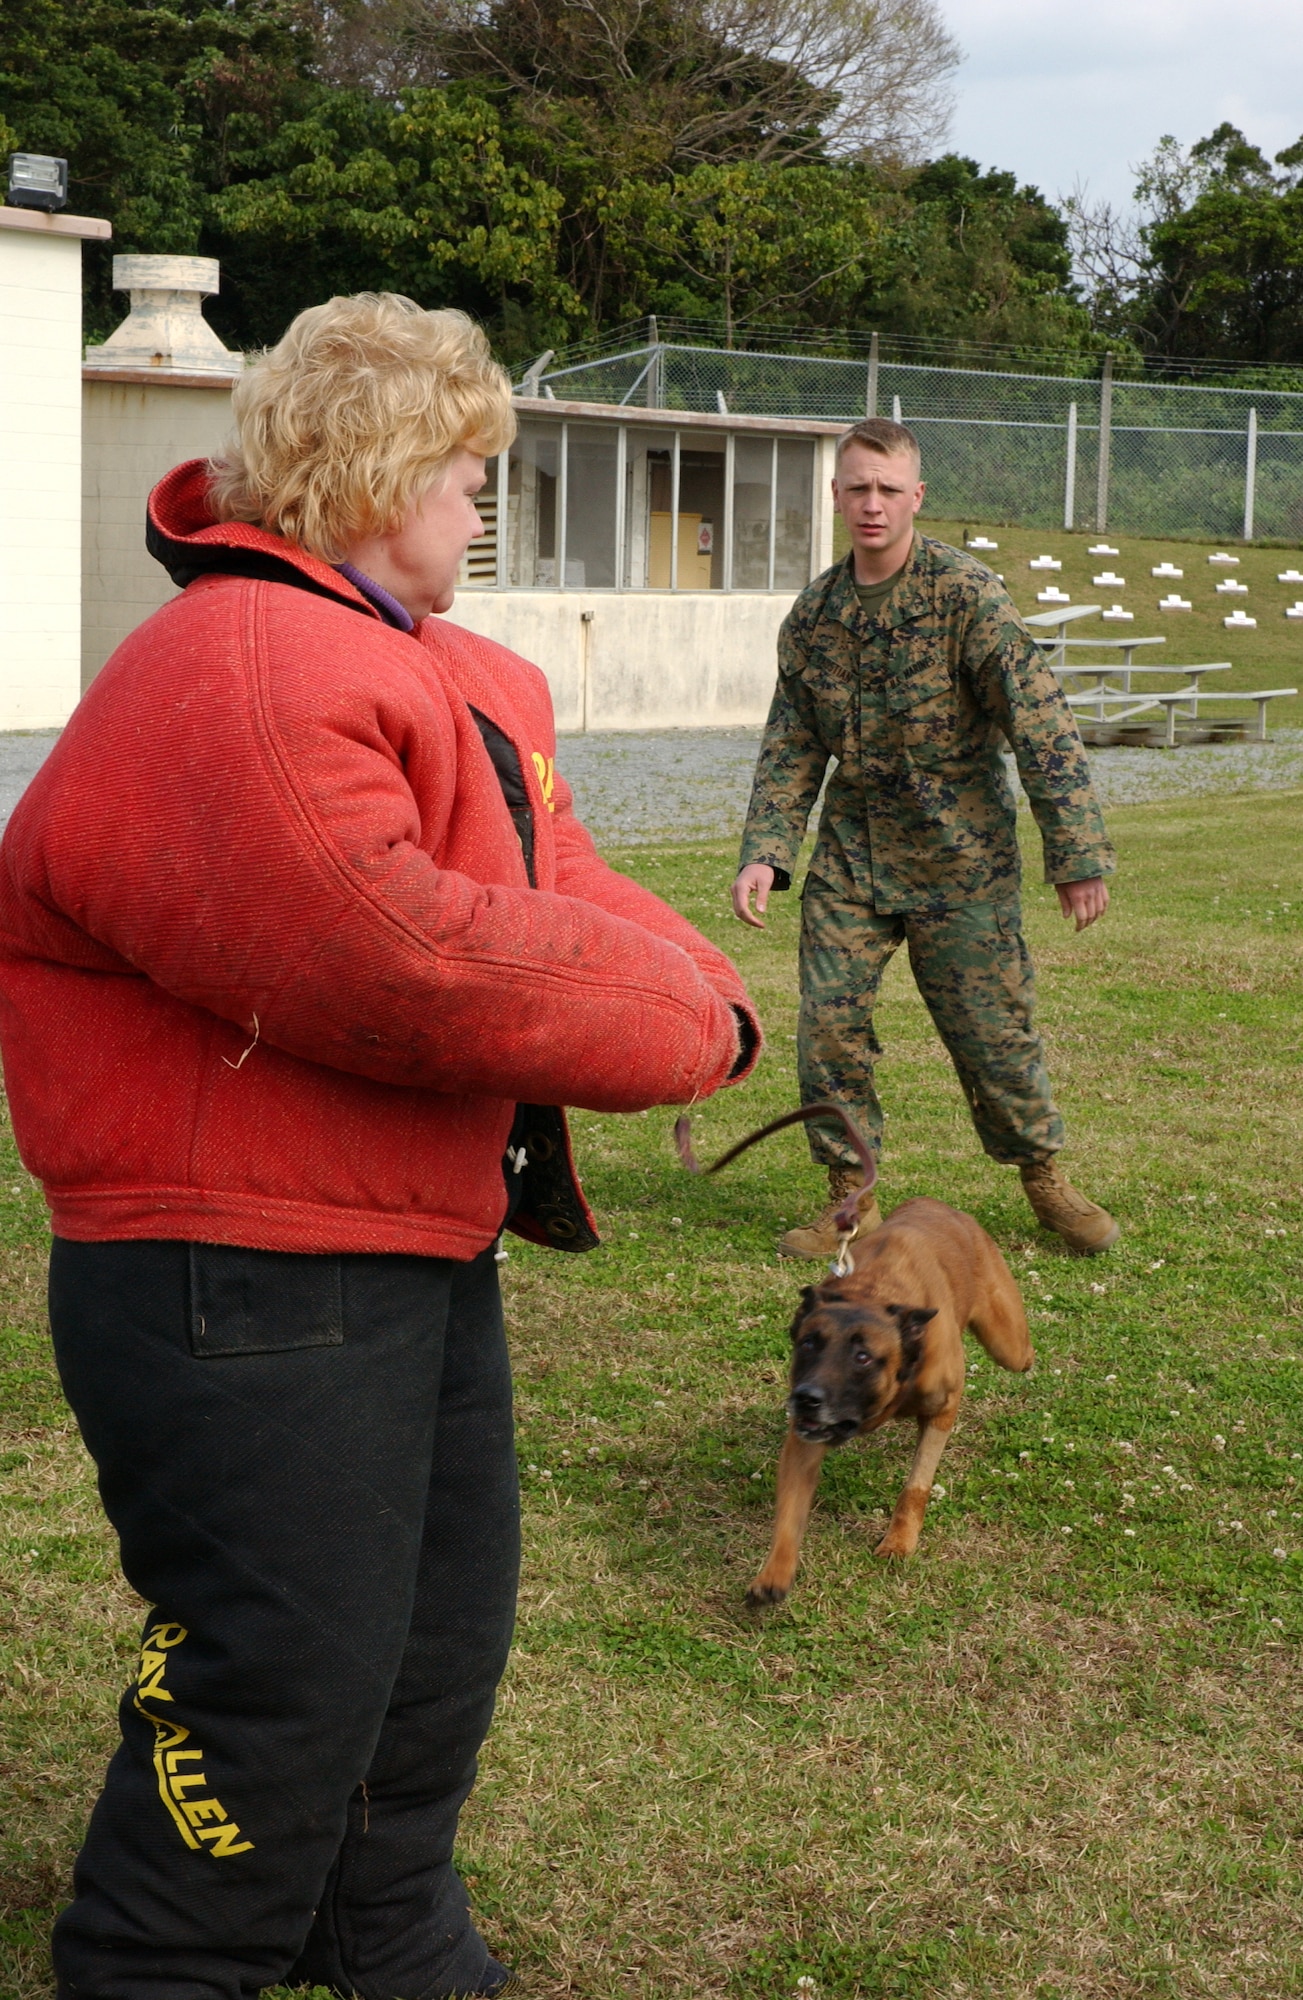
[731,435,774,589]
[565,424,620,588]
[502,424,559,586]
[775,438,815,591]
[464,418,817,592]
[623,428,674,588]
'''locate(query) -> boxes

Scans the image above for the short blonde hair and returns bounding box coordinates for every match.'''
[835,416,921,469]
[208,293,516,560]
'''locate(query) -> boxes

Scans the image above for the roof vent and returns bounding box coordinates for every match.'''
[84,255,241,375]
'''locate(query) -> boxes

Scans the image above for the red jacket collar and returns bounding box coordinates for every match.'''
[146,460,380,619]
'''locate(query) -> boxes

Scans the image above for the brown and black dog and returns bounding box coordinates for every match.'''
[747,1198,1032,1604]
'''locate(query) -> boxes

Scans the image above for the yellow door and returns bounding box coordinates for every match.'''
[649,513,714,589]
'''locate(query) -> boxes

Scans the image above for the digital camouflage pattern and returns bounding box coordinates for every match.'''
[797,858,1063,1170]
[740,532,1105,1168]
[739,536,1115,913]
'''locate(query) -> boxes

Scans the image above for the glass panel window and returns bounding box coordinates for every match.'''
[731,436,772,590]
[499,417,817,591]
[622,428,727,590]
[774,440,815,589]
[675,437,726,590]
[504,423,560,586]
[623,429,674,588]
[564,425,619,588]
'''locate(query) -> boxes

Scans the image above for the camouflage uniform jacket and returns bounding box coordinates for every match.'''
[739,535,1115,913]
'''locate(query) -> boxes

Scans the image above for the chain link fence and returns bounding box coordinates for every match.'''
[528,340,1303,541]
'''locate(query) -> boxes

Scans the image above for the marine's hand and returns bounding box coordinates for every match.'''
[732,864,775,929]
[1056,878,1109,931]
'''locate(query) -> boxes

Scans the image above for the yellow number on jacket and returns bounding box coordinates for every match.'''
[531,752,556,811]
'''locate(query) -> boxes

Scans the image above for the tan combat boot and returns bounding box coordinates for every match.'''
[1020,1159,1120,1254]
[778,1166,882,1260]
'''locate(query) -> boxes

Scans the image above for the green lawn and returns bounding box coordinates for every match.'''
[3,792,1303,1999]
[842,514,1303,730]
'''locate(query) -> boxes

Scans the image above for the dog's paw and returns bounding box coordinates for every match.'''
[745,1577,790,1607]
[872,1531,916,1559]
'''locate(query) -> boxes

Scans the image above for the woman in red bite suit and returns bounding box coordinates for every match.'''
[0,293,760,2000]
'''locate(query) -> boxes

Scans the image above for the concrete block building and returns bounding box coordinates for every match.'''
[1,235,843,730]
[445,399,842,728]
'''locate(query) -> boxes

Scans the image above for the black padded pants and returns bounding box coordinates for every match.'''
[48,1237,519,2000]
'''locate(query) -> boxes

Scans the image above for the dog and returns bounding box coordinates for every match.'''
[747,1198,1032,1604]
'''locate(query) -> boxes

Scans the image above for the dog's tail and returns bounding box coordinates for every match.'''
[968,1230,1034,1373]
[675,1102,877,1233]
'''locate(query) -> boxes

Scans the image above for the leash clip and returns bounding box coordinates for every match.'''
[830,1226,857,1277]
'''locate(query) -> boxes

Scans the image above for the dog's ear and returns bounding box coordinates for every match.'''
[789,1286,819,1338]
[886,1304,938,1376]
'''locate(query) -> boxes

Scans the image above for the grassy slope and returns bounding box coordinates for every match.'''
[3,794,1303,1999]
[842,514,1303,729]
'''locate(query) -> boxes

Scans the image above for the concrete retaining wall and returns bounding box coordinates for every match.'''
[443,589,786,732]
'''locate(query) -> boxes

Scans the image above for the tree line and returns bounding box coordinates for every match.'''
[1067,126,1303,376]
[2,3,1299,375]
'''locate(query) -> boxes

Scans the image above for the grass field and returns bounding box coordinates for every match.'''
[865,515,1303,730]
[3,792,1303,1999]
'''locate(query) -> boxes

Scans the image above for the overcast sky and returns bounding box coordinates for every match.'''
[940,0,1303,212]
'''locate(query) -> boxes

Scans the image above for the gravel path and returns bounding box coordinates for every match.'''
[1084,729,1303,812]
[558,727,1303,846]
[3,726,1299,847]
[0,733,61,831]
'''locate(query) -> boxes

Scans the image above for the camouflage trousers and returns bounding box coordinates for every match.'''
[797,873,1064,1171]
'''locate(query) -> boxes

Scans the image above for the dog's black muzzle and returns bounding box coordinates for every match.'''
[788,1386,860,1445]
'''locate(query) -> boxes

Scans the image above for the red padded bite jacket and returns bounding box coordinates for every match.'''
[0,461,760,1259]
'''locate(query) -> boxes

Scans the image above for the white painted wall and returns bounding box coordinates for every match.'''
[0,215,99,728]
[82,374,234,688]
[444,589,791,732]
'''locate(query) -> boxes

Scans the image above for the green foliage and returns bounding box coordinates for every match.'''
[1142,125,1303,364]
[7,10,1297,369]
[429,0,832,177]
[594,154,1095,355]
[873,155,1092,357]
[0,0,314,336]
[1073,125,1303,371]
[208,85,584,351]
[600,161,888,342]
[907,152,1073,291]
[0,2,1096,359]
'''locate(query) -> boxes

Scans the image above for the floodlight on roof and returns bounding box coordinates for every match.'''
[7,153,69,213]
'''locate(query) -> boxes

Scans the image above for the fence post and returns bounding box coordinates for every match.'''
[519,348,553,397]
[1095,353,1113,531]
[557,420,569,589]
[866,331,879,417]
[891,393,902,424]
[1244,407,1258,541]
[647,315,662,408]
[1064,402,1077,530]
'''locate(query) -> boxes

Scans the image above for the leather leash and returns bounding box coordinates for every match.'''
[675,1101,877,1269]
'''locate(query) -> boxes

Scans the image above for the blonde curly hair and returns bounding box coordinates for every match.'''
[208,293,516,561]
